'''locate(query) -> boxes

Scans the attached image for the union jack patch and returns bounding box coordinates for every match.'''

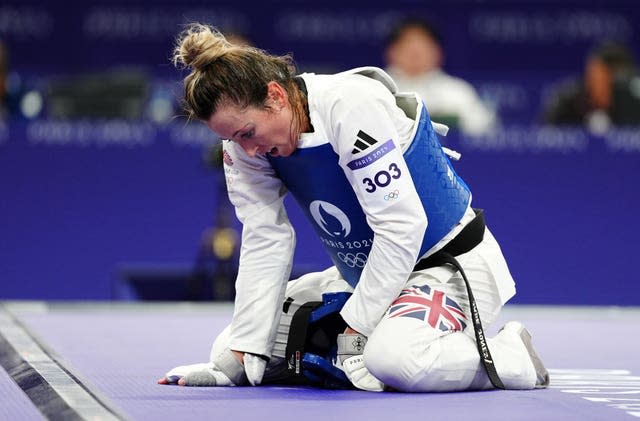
[388,285,468,332]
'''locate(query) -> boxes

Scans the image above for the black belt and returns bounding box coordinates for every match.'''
[413,209,505,389]
[414,208,486,271]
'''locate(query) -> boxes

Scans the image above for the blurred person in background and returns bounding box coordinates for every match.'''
[542,41,640,133]
[157,23,548,393]
[384,18,496,136]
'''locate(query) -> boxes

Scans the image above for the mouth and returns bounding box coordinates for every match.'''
[268,146,279,156]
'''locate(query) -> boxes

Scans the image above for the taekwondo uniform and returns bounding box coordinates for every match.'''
[211,67,538,391]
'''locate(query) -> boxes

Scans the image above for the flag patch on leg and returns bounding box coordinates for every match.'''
[388,285,467,332]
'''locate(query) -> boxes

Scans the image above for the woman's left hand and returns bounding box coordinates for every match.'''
[337,328,385,392]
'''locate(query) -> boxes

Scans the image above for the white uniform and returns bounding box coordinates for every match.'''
[213,68,535,391]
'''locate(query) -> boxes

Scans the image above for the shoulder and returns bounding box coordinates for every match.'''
[303,69,396,114]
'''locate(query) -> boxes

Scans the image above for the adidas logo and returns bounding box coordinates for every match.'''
[352,130,379,154]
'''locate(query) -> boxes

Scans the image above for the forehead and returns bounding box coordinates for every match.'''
[206,104,253,138]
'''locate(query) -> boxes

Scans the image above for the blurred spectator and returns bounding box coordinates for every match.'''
[542,41,640,133]
[384,18,496,136]
[47,69,148,120]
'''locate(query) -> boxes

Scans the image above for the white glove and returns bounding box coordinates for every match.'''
[160,362,234,386]
[160,350,267,387]
[337,333,384,392]
[207,348,267,387]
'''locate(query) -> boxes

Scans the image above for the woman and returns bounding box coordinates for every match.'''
[158,23,548,392]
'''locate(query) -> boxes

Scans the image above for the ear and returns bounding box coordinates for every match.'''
[266,81,287,109]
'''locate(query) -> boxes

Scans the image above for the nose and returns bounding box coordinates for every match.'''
[240,142,260,157]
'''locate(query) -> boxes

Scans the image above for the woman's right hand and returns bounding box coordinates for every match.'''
[157,362,233,386]
[157,349,266,387]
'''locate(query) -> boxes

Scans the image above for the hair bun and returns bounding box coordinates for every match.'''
[174,23,231,70]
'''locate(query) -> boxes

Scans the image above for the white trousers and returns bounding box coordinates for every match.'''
[212,228,537,391]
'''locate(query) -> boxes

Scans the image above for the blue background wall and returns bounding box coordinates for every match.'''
[1,0,639,304]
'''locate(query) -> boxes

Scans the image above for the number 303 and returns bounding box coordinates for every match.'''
[362,163,401,193]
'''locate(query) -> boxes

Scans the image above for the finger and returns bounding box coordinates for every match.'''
[342,355,384,392]
[161,362,209,385]
[158,375,182,385]
[164,375,184,384]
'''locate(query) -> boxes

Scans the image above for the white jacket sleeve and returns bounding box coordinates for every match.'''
[222,140,295,357]
[324,81,428,336]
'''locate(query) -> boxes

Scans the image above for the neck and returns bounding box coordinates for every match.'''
[289,79,312,136]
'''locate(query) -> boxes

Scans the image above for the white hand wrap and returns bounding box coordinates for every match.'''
[337,333,384,392]
[163,362,234,386]
[164,349,267,387]
[211,348,269,387]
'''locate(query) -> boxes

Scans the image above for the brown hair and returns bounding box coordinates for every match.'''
[173,23,299,121]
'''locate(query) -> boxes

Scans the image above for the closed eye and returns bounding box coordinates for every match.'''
[241,129,254,140]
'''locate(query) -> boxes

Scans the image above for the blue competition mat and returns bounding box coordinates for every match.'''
[1,302,639,421]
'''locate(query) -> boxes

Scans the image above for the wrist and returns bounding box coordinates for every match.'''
[231,350,245,364]
[344,326,361,335]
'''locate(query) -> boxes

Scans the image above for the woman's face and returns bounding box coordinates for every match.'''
[207,82,298,158]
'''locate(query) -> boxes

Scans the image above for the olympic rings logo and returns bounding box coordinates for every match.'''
[337,252,368,268]
[384,189,400,201]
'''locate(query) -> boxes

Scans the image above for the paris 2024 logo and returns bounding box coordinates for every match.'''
[309,200,351,238]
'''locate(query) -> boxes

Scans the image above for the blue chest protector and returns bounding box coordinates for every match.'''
[268,105,471,287]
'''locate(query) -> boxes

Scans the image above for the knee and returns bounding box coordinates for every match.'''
[364,325,474,392]
[364,330,413,384]
[364,321,439,391]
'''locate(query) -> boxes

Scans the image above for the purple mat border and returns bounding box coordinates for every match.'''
[0,304,123,421]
